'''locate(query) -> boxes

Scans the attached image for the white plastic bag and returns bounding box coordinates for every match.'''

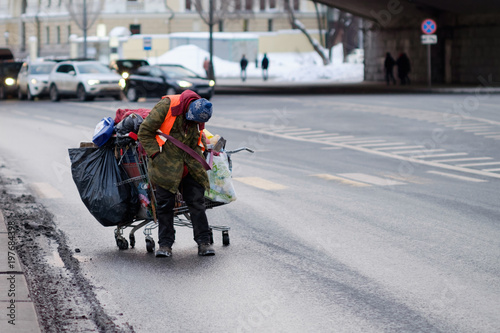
[205,152,236,203]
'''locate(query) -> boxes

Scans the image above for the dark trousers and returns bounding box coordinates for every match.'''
[155,174,211,247]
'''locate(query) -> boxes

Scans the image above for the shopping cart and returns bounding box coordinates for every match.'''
[112,140,253,252]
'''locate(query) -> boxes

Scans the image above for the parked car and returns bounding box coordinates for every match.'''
[112,59,149,79]
[0,61,23,99]
[124,64,215,102]
[17,61,57,100]
[48,61,125,102]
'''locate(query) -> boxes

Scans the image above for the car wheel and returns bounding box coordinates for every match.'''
[50,84,60,102]
[126,87,138,102]
[27,86,34,101]
[166,87,176,96]
[77,84,89,102]
[18,87,26,100]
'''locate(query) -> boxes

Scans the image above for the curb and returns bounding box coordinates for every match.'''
[0,211,42,333]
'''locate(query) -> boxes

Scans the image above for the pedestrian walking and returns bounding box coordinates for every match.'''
[396,53,411,85]
[384,52,396,85]
[261,53,269,81]
[138,90,216,257]
[240,54,248,82]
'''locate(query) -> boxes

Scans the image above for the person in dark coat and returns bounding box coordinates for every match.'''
[384,52,396,85]
[240,54,248,82]
[261,53,269,81]
[396,53,411,85]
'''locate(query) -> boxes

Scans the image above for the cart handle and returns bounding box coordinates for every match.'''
[226,147,255,155]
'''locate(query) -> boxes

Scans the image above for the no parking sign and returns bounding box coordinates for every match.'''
[421,19,437,35]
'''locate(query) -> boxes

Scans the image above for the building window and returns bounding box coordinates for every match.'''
[235,0,242,11]
[260,0,265,11]
[186,0,191,11]
[243,19,249,32]
[293,0,299,10]
[130,24,141,35]
[67,25,71,43]
[57,26,60,44]
[245,0,253,11]
[219,20,224,32]
[46,26,50,44]
[268,19,273,32]
[269,0,276,9]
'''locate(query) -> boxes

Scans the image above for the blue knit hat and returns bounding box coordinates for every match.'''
[186,98,213,123]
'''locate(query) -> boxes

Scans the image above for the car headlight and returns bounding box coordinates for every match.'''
[177,80,193,88]
[122,72,129,79]
[5,78,15,86]
[119,78,126,89]
[31,78,38,85]
[87,79,100,86]
[209,80,215,87]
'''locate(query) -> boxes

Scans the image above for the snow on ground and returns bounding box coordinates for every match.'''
[148,44,364,82]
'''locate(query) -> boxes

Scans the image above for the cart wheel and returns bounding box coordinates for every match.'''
[116,237,129,250]
[129,234,136,248]
[209,228,214,245]
[146,238,155,253]
[222,230,230,246]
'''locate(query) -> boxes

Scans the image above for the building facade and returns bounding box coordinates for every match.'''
[0,0,321,59]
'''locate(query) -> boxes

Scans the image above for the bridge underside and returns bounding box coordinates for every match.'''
[317,0,500,84]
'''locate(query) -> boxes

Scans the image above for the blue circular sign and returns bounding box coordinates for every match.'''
[422,19,437,34]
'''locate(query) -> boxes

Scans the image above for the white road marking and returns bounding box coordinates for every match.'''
[34,115,52,121]
[339,139,386,145]
[412,152,468,159]
[290,130,325,136]
[311,174,370,187]
[320,147,342,150]
[30,182,63,198]
[464,128,492,132]
[358,142,407,147]
[323,136,355,141]
[395,149,446,155]
[338,173,406,186]
[209,122,500,180]
[427,171,487,183]
[376,145,425,151]
[475,132,500,135]
[273,127,310,133]
[432,157,493,163]
[483,168,500,172]
[55,119,72,125]
[233,177,287,190]
[300,133,339,139]
[457,161,500,167]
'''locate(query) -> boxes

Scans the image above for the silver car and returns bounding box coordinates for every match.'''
[17,61,57,100]
[48,61,125,102]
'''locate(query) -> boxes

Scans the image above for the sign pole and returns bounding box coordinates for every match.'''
[427,44,431,87]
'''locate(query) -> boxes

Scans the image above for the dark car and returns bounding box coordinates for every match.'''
[124,64,215,102]
[0,61,23,99]
[112,59,149,79]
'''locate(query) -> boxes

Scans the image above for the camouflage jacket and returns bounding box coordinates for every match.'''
[137,97,209,193]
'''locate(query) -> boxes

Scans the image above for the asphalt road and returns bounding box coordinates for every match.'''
[0,93,499,332]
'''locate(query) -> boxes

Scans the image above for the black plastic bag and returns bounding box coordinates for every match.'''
[115,113,143,147]
[68,144,139,227]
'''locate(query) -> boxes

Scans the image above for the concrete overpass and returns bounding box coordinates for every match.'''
[318,0,500,84]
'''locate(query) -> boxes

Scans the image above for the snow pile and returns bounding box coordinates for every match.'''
[149,43,363,82]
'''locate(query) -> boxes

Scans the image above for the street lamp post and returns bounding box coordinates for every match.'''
[208,0,214,80]
[83,0,88,58]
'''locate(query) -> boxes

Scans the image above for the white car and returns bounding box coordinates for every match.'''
[48,61,125,102]
[17,61,57,100]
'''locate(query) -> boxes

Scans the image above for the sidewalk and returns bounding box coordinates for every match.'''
[0,211,41,333]
[214,78,500,95]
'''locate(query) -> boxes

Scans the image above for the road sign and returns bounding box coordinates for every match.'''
[421,19,437,35]
[143,37,152,51]
[421,34,437,44]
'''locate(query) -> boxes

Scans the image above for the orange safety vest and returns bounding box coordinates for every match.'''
[155,94,204,151]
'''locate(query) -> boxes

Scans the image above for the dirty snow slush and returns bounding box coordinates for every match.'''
[0,174,135,333]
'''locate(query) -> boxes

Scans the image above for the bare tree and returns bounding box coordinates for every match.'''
[284,0,330,65]
[64,0,104,58]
